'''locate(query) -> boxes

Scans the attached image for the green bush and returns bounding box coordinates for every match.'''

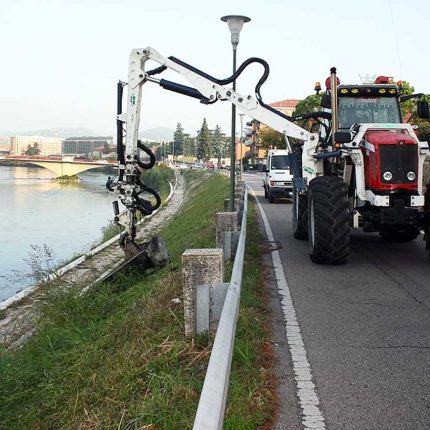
[142,165,175,201]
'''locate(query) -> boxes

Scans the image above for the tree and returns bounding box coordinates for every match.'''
[398,80,430,141]
[197,118,210,161]
[172,122,185,157]
[258,127,284,149]
[183,133,194,159]
[293,94,323,132]
[102,141,111,154]
[25,143,41,156]
[212,125,227,163]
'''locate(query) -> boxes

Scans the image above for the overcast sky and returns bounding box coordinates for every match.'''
[1,0,429,136]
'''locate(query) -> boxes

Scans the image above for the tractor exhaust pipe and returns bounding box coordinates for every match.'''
[330,67,338,145]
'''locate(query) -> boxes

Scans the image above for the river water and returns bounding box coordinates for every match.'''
[0,165,116,302]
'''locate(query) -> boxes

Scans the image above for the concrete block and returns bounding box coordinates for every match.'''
[216,212,238,249]
[234,198,240,211]
[224,198,230,211]
[182,249,224,338]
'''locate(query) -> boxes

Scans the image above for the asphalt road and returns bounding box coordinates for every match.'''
[244,172,430,430]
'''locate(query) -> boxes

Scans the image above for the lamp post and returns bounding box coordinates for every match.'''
[221,14,250,211]
[239,112,245,179]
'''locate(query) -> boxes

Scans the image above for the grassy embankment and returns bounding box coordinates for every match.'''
[0,170,274,430]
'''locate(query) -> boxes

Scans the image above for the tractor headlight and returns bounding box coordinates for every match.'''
[407,171,416,181]
[382,171,393,181]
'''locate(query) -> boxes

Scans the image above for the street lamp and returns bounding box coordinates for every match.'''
[221,14,250,211]
[239,113,245,179]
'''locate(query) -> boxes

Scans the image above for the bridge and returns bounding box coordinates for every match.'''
[0,156,116,177]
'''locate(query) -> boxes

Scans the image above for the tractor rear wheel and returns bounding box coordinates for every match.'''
[292,187,308,239]
[379,226,420,242]
[307,176,349,264]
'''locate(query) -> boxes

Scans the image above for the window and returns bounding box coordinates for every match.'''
[338,97,401,129]
[271,155,289,170]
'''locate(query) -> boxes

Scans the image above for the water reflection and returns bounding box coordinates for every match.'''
[0,165,115,301]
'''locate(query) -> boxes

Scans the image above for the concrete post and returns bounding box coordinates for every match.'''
[224,198,230,211]
[216,212,239,249]
[234,198,241,211]
[182,249,224,338]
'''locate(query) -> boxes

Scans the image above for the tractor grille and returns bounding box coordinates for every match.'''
[379,144,417,184]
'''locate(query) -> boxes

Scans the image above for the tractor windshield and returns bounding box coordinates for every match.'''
[338,97,401,129]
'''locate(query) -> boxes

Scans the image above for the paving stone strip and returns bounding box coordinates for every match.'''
[0,170,185,349]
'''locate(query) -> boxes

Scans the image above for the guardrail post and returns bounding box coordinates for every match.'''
[182,249,224,338]
[195,282,229,335]
[216,212,239,251]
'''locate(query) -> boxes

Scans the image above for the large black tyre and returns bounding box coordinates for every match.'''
[379,226,420,242]
[292,188,308,240]
[307,176,350,264]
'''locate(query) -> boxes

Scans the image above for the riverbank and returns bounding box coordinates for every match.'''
[0,171,274,429]
[0,167,181,347]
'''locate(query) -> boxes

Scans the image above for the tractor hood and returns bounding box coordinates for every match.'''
[365,129,416,146]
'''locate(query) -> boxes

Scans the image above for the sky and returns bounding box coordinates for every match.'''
[0,0,429,137]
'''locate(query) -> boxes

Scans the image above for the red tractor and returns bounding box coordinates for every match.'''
[291,68,430,263]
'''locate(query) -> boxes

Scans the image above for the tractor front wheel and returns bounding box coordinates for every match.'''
[307,176,349,264]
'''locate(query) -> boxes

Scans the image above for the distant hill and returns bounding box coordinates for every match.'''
[19,127,97,138]
[0,128,104,145]
[0,127,99,140]
[140,127,174,142]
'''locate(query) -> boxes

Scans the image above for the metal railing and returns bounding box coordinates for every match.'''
[193,190,248,430]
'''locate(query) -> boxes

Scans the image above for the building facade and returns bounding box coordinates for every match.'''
[62,137,114,156]
[9,136,62,156]
[269,99,300,117]
[253,99,301,160]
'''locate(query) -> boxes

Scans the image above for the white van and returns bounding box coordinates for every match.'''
[262,149,293,203]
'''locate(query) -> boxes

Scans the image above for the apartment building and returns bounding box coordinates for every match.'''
[9,136,63,156]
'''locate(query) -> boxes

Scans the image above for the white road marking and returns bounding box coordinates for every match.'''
[248,185,326,430]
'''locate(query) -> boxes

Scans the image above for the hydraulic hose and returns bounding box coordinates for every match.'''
[137,140,156,169]
[148,55,291,120]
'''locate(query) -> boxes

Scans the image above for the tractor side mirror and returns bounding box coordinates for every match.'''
[417,100,430,119]
[320,94,331,109]
[334,131,353,143]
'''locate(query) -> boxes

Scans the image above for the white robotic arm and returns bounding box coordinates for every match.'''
[110,47,319,255]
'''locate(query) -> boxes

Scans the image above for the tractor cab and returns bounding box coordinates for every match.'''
[337,83,402,130]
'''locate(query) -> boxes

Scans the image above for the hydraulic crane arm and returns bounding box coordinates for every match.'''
[111,47,319,255]
[123,47,312,152]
